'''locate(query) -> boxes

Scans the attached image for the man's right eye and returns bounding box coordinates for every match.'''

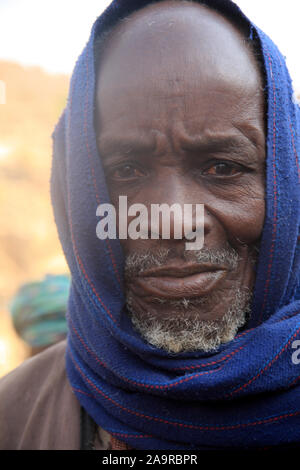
[107,163,146,181]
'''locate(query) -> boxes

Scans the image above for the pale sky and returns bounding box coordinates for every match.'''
[0,0,299,90]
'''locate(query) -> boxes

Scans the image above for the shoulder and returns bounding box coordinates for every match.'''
[0,339,67,396]
[0,340,81,449]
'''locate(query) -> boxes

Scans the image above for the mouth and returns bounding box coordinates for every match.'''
[128,263,227,300]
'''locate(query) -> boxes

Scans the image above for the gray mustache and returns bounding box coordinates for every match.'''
[124,246,240,279]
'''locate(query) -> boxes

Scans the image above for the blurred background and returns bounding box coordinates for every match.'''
[0,0,299,377]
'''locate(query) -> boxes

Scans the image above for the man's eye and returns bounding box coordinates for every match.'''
[109,164,146,181]
[203,162,242,177]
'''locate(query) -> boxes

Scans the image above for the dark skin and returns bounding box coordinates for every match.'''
[95,1,266,322]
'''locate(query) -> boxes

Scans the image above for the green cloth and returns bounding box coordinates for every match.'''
[10,274,70,347]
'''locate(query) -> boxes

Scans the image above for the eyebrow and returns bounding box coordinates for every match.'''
[98,131,264,165]
[98,136,156,161]
[179,129,262,153]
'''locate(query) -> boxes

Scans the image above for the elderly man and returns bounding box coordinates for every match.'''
[0,0,300,450]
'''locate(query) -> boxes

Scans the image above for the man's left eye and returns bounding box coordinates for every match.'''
[109,164,146,181]
[202,162,242,177]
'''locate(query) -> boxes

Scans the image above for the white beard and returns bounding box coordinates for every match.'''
[126,288,251,354]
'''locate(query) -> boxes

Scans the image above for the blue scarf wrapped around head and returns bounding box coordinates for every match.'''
[51,0,300,450]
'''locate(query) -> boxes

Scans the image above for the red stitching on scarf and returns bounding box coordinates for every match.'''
[170,329,256,371]
[72,386,94,398]
[110,432,151,439]
[174,311,300,371]
[71,303,298,384]
[66,56,117,325]
[226,325,300,397]
[70,317,300,392]
[66,156,116,324]
[70,317,108,368]
[70,279,298,388]
[83,49,121,286]
[171,327,262,372]
[69,319,226,390]
[288,374,300,388]
[171,346,245,371]
[259,51,278,324]
[69,209,116,323]
[70,348,300,431]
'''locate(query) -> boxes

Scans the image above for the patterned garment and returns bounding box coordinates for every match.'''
[110,436,133,451]
[10,274,70,348]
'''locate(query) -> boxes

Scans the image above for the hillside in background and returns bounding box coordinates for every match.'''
[0,61,69,376]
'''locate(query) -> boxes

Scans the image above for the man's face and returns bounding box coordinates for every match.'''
[96,2,266,353]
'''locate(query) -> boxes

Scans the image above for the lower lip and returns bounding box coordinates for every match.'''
[130,270,227,299]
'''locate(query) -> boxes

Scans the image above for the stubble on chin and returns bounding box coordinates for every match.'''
[126,286,252,354]
[124,246,256,354]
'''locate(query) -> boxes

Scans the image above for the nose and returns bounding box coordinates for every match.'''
[146,173,212,243]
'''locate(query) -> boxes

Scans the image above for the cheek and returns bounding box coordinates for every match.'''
[217,192,265,245]
[201,169,265,245]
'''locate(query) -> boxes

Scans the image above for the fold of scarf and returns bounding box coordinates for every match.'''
[51,0,300,450]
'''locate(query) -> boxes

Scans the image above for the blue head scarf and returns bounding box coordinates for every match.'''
[51,0,300,450]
